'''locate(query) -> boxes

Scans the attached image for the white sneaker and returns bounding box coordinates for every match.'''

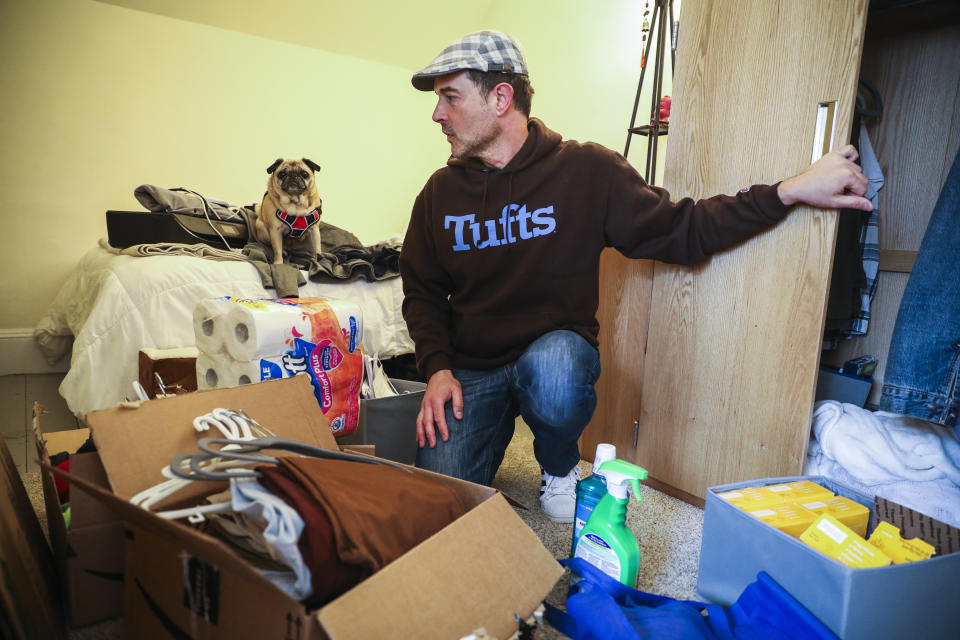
[540,466,580,523]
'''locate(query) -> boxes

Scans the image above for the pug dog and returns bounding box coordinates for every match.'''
[254,157,323,264]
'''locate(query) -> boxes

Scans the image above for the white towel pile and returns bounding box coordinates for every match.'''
[804,400,960,527]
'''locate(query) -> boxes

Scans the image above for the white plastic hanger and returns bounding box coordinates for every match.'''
[192,408,274,441]
[130,407,274,522]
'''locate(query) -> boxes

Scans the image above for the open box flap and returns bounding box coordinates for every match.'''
[317,493,563,640]
[40,427,92,457]
[1,437,67,639]
[83,375,334,499]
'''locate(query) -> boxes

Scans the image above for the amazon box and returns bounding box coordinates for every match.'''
[34,408,124,627]
[697,475,960,640]
[47,374,562,640]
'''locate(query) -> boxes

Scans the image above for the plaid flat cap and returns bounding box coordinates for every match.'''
[411,30,528,91]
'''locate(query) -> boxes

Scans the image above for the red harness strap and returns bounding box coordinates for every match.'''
[275,208,321,238]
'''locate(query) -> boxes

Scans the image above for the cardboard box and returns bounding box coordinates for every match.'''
[338,378,425,465]
[48,375,562,639]
[0,435,66,640]
[33,411,124,627]
[697,475,960,640]
[138,347,199,398]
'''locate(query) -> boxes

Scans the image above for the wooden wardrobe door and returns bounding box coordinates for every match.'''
[635,0,869,501]
[582,249,654,460]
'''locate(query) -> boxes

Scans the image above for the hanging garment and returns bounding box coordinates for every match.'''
[878,146,960,430]
[804,400,960,527]
[545,558,837,640]
[823,121,884,348]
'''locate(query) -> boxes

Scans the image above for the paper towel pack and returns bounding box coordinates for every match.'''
[193,297,364,436]
[196,352,288,389]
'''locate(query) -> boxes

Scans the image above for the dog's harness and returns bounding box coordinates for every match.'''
[275,208,321,238]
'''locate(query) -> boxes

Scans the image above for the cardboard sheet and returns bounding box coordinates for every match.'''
[0,436,66,639]
[874,496,960,557]
[84,373,334,499]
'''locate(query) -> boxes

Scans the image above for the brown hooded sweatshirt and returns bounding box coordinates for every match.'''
[399,118,790,379]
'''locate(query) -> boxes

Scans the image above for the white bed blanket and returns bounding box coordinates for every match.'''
[804,400,960,527]
[34,245,414,415]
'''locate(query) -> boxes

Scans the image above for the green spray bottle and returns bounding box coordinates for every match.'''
[572,459,648,587]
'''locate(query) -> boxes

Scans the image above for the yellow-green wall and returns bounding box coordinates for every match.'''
[0,0,673,330]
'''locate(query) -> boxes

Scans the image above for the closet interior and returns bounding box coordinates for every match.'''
[582,0,960,507]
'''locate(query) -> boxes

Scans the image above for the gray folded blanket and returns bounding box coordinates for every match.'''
[132,184,401,297]
[134,184,244,220]
[242,220,402,288]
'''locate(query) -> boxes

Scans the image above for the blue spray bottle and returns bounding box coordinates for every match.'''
[570,443,616,556]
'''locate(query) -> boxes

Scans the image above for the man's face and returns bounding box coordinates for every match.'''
[432,71,501,160]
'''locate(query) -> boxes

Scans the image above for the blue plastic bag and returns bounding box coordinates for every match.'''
[545,558,837,640]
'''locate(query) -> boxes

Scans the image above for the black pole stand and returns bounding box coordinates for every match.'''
[624,0,676,185]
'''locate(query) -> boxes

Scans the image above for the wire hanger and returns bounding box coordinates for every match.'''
[131,407,412,522]
[129,456,253,522]
[168,436,412,482]
[130,408,276,522]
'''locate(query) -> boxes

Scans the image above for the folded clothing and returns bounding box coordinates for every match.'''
[257,457,467,607]
[277,457,468,570]
[257,465,368,608]
[805,400,960,527]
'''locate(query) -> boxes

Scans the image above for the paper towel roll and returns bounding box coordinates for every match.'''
[223,301,313,361]
[228,355,290,386]
[195,352,234,390]
[193,298,232,355]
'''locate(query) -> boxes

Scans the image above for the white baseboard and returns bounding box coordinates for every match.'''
[0,329,70,376]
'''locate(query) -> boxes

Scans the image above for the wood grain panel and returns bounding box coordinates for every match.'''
[860,25,960,252]
[638,0,868,498]
[581,249,653,460]
[878,250,917,273]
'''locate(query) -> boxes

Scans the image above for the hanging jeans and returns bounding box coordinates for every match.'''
[879,146,960,431]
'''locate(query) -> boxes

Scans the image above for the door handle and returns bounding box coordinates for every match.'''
[812,101,837,162]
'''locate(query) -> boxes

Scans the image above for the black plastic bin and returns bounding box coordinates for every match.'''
[339,378,425,465]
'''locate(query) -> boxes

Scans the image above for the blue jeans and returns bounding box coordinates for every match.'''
[878,146,960,431]
[415,330,601,485]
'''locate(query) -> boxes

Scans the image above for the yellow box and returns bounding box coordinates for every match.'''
[717,486,787,510]
[800,514,892,569]
[867,521,935,564]
[764,479,834,503]
[797,495,870,537]
[746,503,820,538]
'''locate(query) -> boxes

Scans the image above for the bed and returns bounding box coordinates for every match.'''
[34,242,414,416]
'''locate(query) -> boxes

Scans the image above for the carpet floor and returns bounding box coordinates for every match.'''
[492,423,704,639]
